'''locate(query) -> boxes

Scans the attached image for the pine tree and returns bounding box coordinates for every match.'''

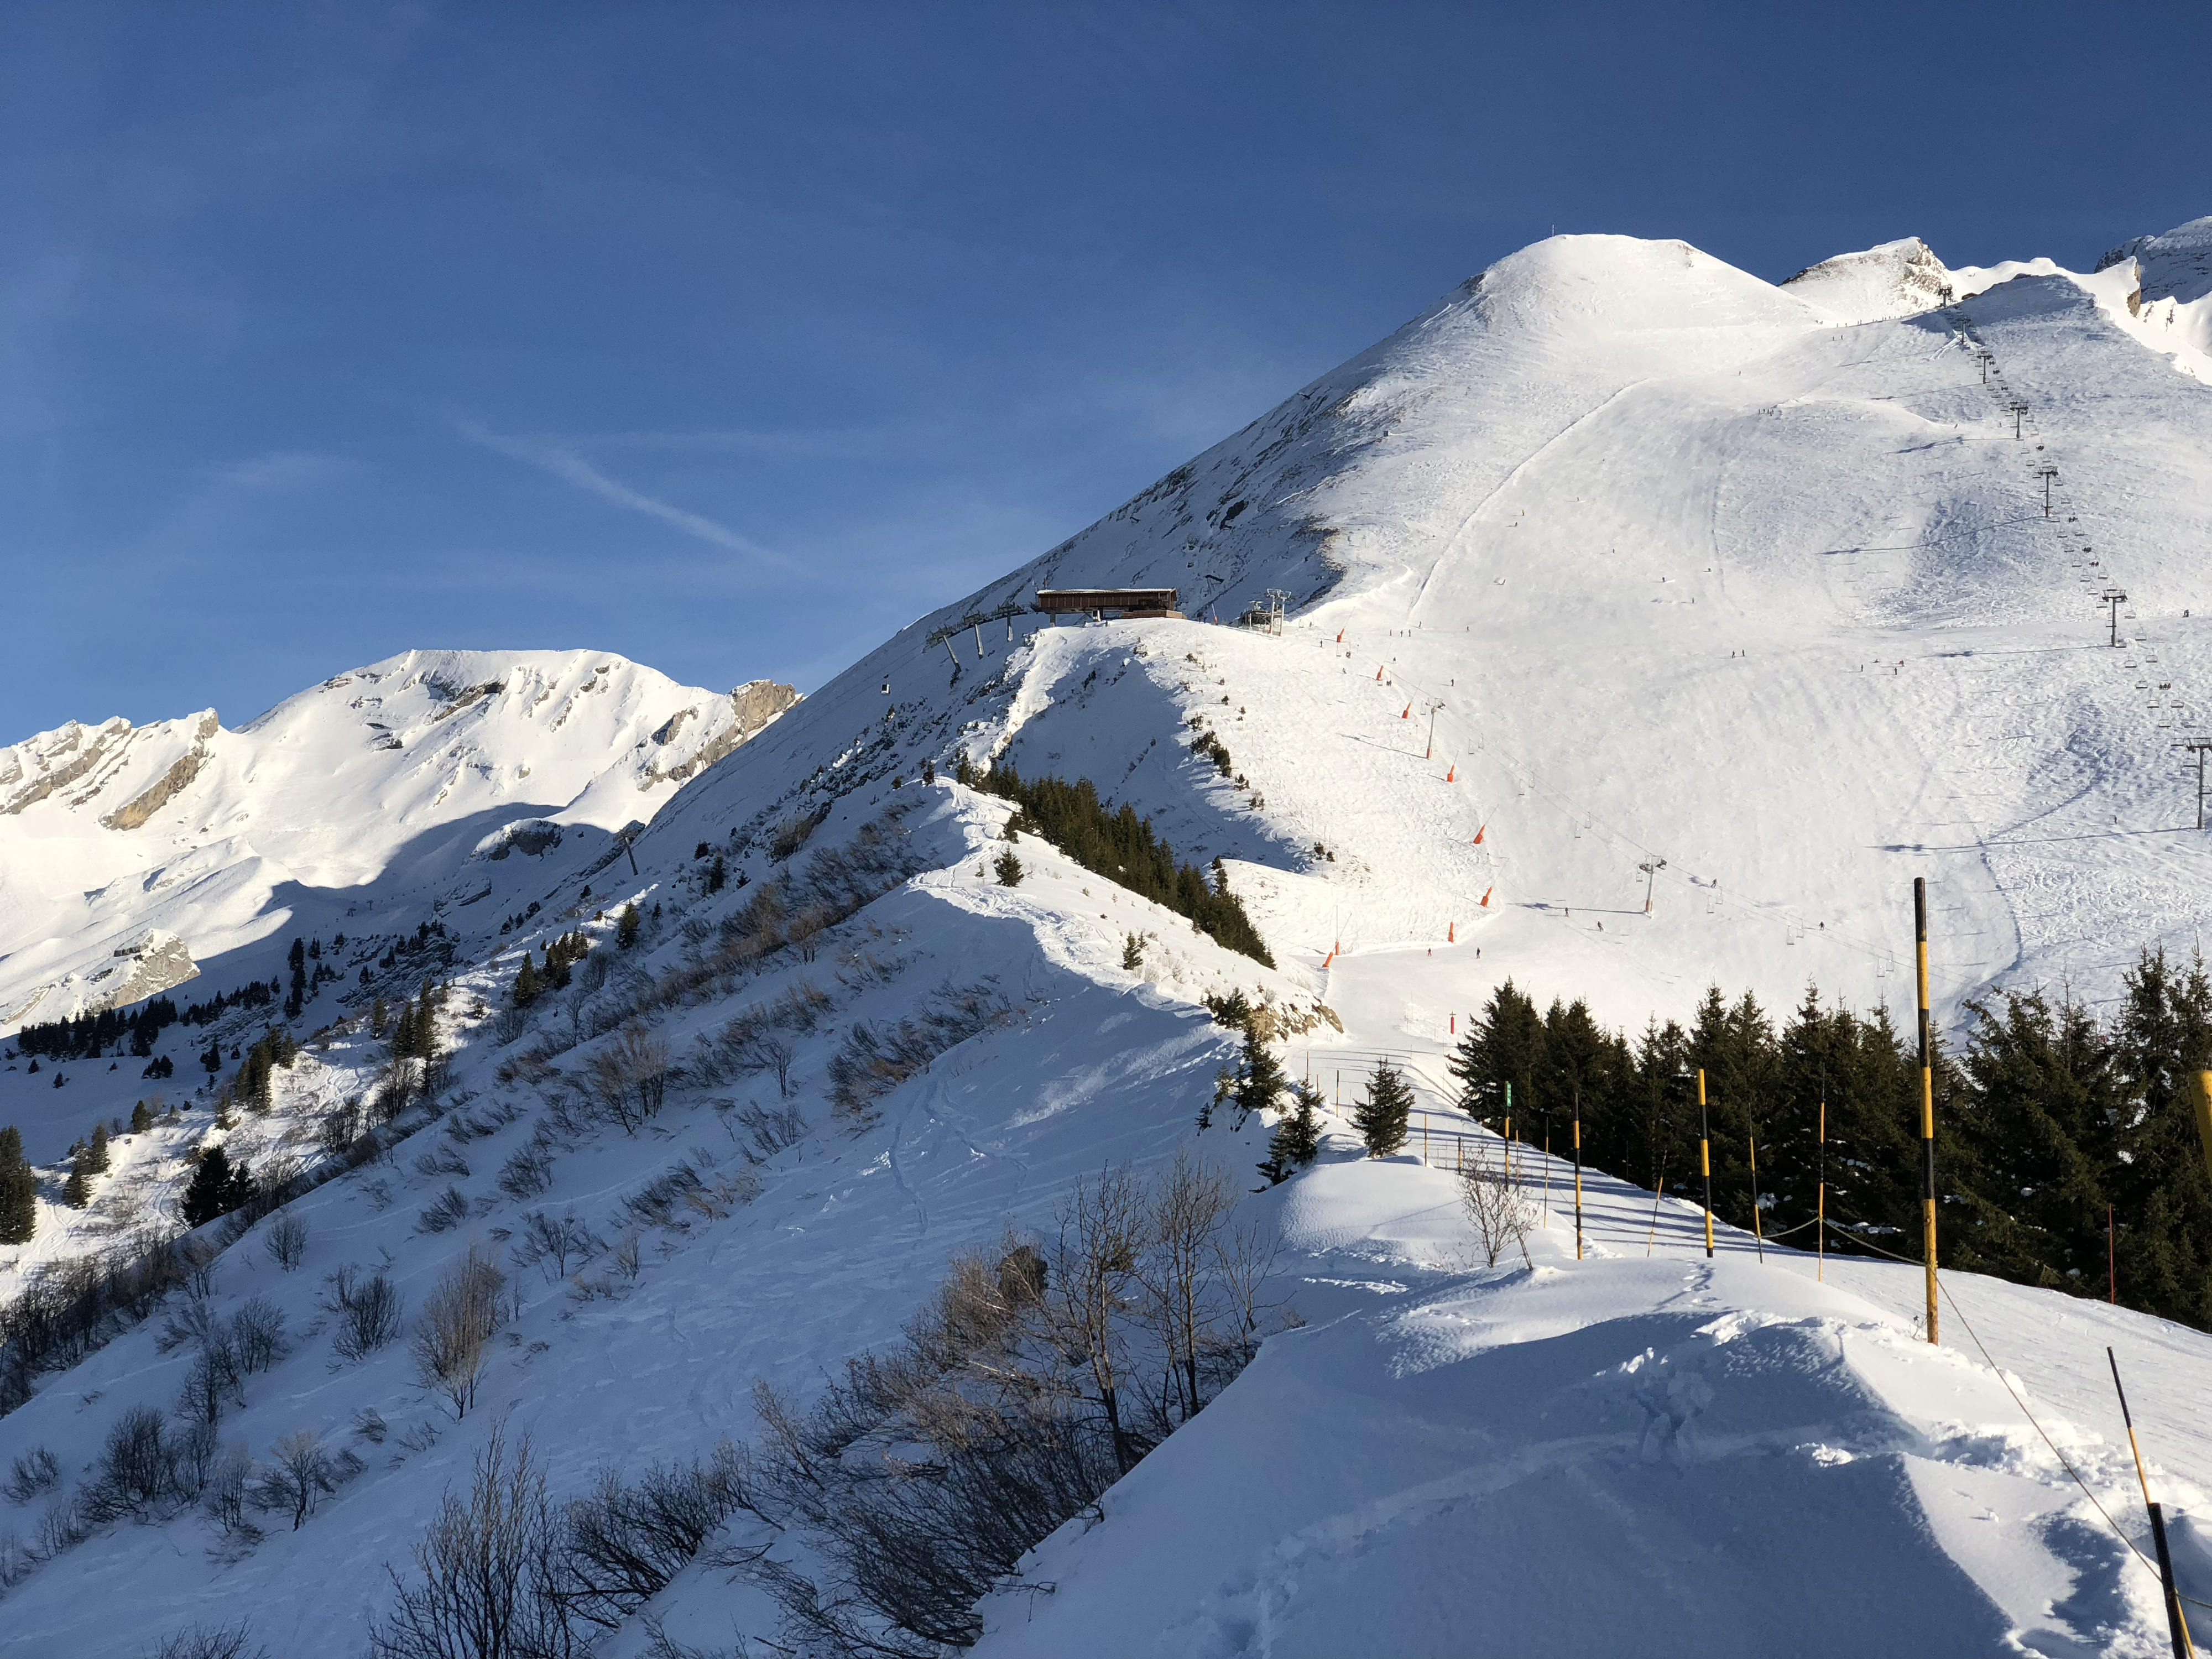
[181,1146,253,1229]
[0,1126,36,1243]
[1233,1027,1288,1128]
[617,903,640,950]
[1121,933,1144,971]
[1448,979,1545,1125]
[393,1003,419,1060]
[512,956,541,1008]
[706,854,727,894]
[371,996,390,1038]
[1260,1081,1324,1184]
[63,1162,90,1209]
[85,1121,110,1175]
[130,1099,154,1135]
[994,849,1024,887]
[1353,1063,1413,1158]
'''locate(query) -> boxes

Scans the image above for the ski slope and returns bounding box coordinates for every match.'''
[2,216,2209,1657]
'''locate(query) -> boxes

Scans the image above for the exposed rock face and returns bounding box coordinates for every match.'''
[1,717,135,816]
[1780,237,1957,323]
[101,712,220,831]
[641,680,800,787]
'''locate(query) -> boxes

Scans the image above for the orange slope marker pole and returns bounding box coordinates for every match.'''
[1480,886,1494,907]
[1473,824,1486,844]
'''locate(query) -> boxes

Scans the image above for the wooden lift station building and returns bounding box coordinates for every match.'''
[1032,587,1182,621]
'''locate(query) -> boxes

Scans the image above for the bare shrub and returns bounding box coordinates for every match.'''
[414,1146,470,1178]
[419,1187,472,1234]
[748,1158,1276,1655]
[81,1404,175,1521]
[728,1102,808,1163]
[325,1268,405,1361]
[264,1212,309,1272]
[560,1442,754,1630]
[767,809,821,862]
[585,1021,671,1134]
[371,1425,575,1659]
[142,1621,268,1659]
[498,1144,555,1201]
[825,982,1011,1125]
[491,1005,530,1046]
[229,1296,289,1374]
[320,1098,367,1155]
[1457,1141,1534,1269]
[621,1160,743,1233]
[202,1442,256,1536]
[178,1335,243,1428]
[512,1211,602,1281]
[251,1430,348,1530]
[412,1240,507,1418]
[6,1446,60,1504]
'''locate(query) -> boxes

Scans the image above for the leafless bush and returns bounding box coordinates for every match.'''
[498,1143,555,1199]
[584,1021,671,1134]
[412,1240,507,1418]
[768,808,822,862]
[419,1187,472,1234]
[179,1335,243,1428]
[229,1296,289,1373]
[264,1212,309,1272]
[559,1442,754,1631]
[202,1442,255,1536]
[513,1211,602,1281]
[325,1267,405,1361]
[622,1162,707,1232]
[250,1430,353,1530]
[747,1157,1277,1655]
[6,1446,60,1504]
[414,1145,470,1178]
[491,1006,530,1046]
[142,1621,268,1659]
[1457,1141,1534,1269]
[371,1426,575,1659]
[320,1099,366,1155]
[825,982,1012,1125]
[445,1099,520,1142]
[696,982,833,1094]
[81,1404,176,1521]
[729,1102,808,1162]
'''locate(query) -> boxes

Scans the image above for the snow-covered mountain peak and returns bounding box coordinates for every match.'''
[2098,212,2212,305]
[0,649,797,1039]
[1780,234,1959,323]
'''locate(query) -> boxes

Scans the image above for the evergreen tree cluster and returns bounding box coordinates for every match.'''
[0,1126,36,1243]
[61,1123,112,1209]
[392,981,446,1060]
[232,1027,300,1113]
[180,1145,255,1229]
[964,761,1275,967]
[14,997,179,1062]
[178,977,276,1029]
[1447,952,2212,1332]
[511,932,588,1008]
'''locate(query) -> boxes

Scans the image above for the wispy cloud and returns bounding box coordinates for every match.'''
[454,419,784,564]
[206,450,359,491]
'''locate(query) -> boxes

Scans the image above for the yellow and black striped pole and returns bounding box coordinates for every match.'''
[1916,877,1938,1345]
[2189,1070,2212,1186]
[1572,1107,1584,1261]
[1698,1067,1714,1259]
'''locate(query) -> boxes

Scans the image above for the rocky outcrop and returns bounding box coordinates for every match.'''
[101,712,220,830]
[1,717,134,816]
[641,680,799,787]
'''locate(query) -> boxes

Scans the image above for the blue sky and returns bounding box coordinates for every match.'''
[4,2,2206,738]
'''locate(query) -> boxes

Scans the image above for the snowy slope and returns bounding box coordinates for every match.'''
[3,216,2210,1657]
